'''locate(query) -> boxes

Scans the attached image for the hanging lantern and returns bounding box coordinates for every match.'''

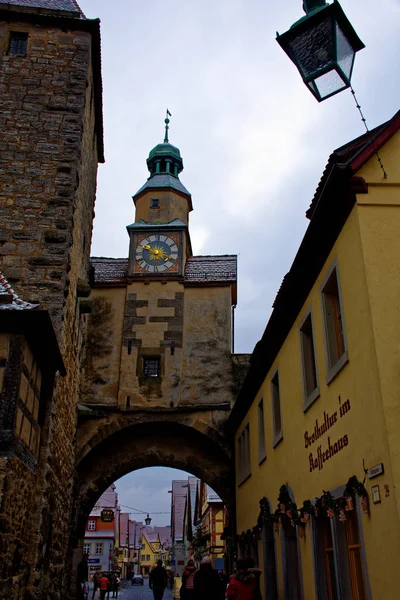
[145,513,152,526]
[276,0,365,102]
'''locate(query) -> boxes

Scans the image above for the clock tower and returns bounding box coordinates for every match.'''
[89,116,238,410]
[128,115,193,278]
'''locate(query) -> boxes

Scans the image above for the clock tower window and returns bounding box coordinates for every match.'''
[150,198,160,209]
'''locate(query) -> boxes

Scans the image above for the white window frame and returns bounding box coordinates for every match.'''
[83,543,91,555]
[237,423,251,485]
[271,369,283,447]
[95,543,103,555]
[299,310,320,412]
[87,520,96,531]
[320,261,348,384]
[258,398,266,464]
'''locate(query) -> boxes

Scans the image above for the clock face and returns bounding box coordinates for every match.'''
[135,234,179,273]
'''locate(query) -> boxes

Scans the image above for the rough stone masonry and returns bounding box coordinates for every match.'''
[0,5,103,598]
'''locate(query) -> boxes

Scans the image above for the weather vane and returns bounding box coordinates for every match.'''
[164,109,171,143]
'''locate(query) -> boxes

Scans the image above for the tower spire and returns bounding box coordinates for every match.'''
[164,109,171,143]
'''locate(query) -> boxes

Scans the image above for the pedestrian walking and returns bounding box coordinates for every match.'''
[181,559,197,600]
[193,557,224,600]
[111,573,120,598]
[149,559,168,600]
[77,554,89,600]
[99,573,109,600]
[226,559,260,600]
[92,571,101,600]
[173,574,181,599]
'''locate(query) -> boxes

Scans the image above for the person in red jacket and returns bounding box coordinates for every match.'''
[99,573,109,600]
[226,559,259,600]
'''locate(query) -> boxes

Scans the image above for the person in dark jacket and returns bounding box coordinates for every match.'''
[193,557,224,600]
[149,559,168,600]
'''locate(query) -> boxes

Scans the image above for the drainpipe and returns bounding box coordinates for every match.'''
[231,305,236,354]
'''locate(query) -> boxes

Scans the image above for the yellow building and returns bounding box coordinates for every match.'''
[140,530,160,576]
[228,110,400,600]
[193,481,226,569]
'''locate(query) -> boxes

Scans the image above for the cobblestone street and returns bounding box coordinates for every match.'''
[87,579,174,600]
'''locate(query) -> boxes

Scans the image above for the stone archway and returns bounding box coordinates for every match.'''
[72,417,234,548]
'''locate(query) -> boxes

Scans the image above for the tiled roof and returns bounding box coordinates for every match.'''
[90,255,237,286]
[133,174,191,200]
[184,255,237,284]
[153,526,171,547]
[306,110,400,219]
[206,485,222,503]
[2,0,84,16]
[172,480,188,542]
[91,257,129,285]
[0,272,39,310]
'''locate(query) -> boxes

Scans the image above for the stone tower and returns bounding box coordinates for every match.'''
[86,117,237,411]
[0,1,103,598]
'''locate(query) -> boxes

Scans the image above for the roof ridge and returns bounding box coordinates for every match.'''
[0,271,39,310]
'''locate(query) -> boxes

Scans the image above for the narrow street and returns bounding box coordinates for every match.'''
[87,579,174,600]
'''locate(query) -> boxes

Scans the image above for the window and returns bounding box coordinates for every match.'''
[143,357,160,378]
[95,543,103,555]
[141,554,145,561]
[321,265,348,383]
[16,344,41,458]
[8,32,28,56]
[313,500,367,600]
[271,371,282,447]
[237,424,251,484]
[146,554,150,561]
[299,312,319,410]
[141,544,145,550]
[258,398,266,463]
[150,198,160,208]
[87,520,96,531]
[83,543,91,555]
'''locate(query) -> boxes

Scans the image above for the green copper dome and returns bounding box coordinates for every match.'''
[146,114,184,178]
[148,142,181,161]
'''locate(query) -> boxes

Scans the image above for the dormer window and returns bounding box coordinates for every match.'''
[8,32,28,57]
[150,198,160,209]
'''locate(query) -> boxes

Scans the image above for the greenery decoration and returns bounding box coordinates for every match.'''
[251,475,369,540]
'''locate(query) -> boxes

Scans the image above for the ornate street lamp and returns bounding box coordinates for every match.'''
[145,514,152,526]
[276,0,364,102]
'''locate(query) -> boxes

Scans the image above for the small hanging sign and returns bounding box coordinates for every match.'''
[101,509,115,523]
[367,463,384,480]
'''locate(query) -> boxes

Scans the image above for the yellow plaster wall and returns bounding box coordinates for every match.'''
[357,128,400,521]
[135,189,190,225]
[235,189,400,599]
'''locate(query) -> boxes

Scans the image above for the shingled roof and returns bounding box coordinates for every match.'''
[90,255,237,287]
[184,255,237,284]
[1,0,84,17]
[306,110,400,219]
[0,271,39,310]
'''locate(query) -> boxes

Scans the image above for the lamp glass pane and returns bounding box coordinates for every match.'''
[314,69,347,98]
[288,15,334,78]
[336,23,355,81]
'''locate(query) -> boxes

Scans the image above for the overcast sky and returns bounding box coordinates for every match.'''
[79,0,400,518]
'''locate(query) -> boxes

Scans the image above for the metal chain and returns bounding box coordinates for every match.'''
[350,86,388,179]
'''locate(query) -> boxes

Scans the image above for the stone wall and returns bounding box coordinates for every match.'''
[0,16,100,600]
[82,282,238,410]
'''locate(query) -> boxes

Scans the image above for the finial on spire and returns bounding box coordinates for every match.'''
[164,109,171,143]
